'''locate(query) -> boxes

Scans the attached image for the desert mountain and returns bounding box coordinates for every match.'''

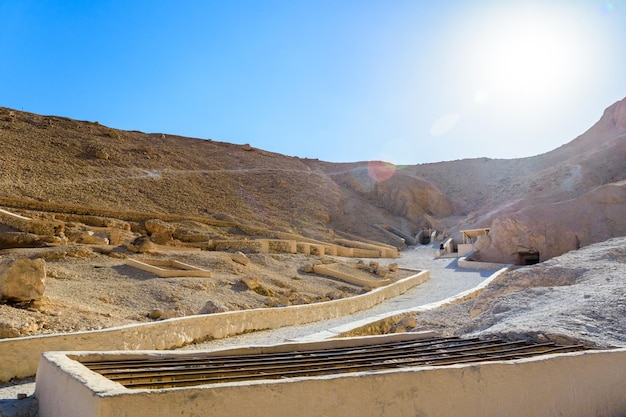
[300,97,626,262]
[1,97,625,263]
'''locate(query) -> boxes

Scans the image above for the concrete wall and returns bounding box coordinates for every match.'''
[267,239,297,254]
[0,270,429,382]
[335,237,399,258]
[208,238,393,258]
[440,237,455,255]
[313,264,391,288]
[457,243,473,256]
[351,247,384,258]
[212,239,269,252]
[124,259,213,278]
[36,344,626,417]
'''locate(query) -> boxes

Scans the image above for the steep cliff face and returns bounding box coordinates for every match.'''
[475,181,626,263]
[408,97,626,225]
[422,97,626,263]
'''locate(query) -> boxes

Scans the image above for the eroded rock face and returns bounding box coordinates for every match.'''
[0,258,46,302]
[476,182,626,264]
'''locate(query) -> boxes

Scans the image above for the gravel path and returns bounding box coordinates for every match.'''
[0,245,492,416]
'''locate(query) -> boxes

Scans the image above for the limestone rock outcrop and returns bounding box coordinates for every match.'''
[0,232,45,249]
[231,251,250,266]
[198,301,228,314]
[0,258,46,302]
[475,181,626,264]
[65,228,110,245]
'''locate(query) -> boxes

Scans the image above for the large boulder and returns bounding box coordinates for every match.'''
[0,258,46,302]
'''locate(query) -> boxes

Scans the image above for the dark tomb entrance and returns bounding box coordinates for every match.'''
[518,251,540,265]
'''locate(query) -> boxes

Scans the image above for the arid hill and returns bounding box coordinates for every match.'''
[303,97,626,263]
[1,97,625,263]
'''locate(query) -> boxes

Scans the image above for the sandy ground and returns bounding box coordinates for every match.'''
[0,246,397,338]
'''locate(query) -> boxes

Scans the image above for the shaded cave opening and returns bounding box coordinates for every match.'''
[518,251,540,265]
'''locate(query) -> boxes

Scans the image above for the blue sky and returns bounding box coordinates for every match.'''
[2,1,625,164]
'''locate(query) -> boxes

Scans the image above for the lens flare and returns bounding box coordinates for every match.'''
[367,161,396,182]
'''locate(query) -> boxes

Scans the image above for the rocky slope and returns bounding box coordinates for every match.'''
[0,97,625,344]
[304,98,626,263]
[0,107,414,248]
[2,97,625,263]
[412,97,626,262]
[400,237,626,348]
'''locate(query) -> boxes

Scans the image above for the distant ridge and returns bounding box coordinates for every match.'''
[1,96,625,262]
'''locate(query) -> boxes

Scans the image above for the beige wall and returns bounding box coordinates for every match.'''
[312,264,391,288]
[457,243,473,256]
[0,270,429,382]
[124,259,213,278]
[36,345,626,417]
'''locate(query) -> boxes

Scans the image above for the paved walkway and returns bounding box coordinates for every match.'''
[181,245,493,350]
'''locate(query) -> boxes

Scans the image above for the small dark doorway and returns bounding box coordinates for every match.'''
[518,251,540,265]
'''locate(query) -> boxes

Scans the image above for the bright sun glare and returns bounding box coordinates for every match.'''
[463,3,595,107]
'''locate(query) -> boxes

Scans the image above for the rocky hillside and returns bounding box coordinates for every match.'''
[1,96,625,263]
[304,97,626,263]
[399,236,626,348]
[0,108,408,247]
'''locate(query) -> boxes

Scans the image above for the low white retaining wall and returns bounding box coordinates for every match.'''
[297,265,511,340]
[35,339,626,417]
[313,263,391,288]
[124,258,213,278]
[0,269,429,382]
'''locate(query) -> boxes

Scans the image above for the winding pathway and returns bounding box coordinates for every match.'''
[181,245,492,350]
